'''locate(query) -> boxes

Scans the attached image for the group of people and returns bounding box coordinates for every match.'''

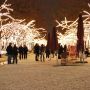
[34,43,67,62]
[6,42,90,64]
[34,43,50,62]
[58,44,67,59]
[6,43,28,64]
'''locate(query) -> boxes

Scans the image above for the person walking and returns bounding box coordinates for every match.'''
[0,49,1,58]
[63,44,67,53]
[40,44,45,62]
[34,43,40,61]
[45,45,50,59]
[61,44,67,65]
[58,44,63,59]
[85,48,89,57]
[18,45,24,60]
[6,43,13,64]
[23,45,28,59]
[12,44,18,64]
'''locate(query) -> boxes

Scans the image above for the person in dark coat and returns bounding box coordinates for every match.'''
[6,43,13,64]
[63,44,67,53]
[58,44,63,59]
[45,45,50,58]
[62,44,67,59]
[85,48,89,57]
[0,49,1,58]
[18,45,24,60]
[12,44,18,64]
[34,43,40,61]
[23,45,28,59]
[40,44,45,62]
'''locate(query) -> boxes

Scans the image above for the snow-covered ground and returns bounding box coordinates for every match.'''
[0,54,90,90]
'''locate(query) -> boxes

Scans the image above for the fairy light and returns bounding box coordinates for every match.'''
[0,0,46,49]
[56,4,90,47]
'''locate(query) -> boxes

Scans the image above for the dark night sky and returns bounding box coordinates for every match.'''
[0,0,90,32]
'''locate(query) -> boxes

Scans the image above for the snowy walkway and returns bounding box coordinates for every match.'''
[0,54,90,90]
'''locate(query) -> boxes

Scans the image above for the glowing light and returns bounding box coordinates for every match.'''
[56,4,90,47]
[0,0,46,50]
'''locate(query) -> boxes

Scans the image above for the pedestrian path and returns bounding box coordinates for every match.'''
[0,54,90,90]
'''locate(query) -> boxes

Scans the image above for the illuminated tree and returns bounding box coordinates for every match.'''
[56,4,90,47]
[0,0,46,49]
